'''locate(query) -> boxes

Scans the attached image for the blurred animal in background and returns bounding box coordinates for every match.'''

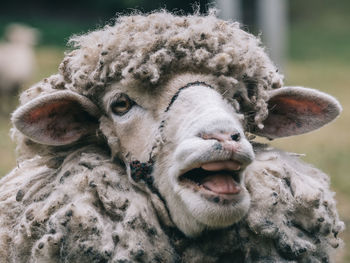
[0,24,39,114]
[0,12,344,262]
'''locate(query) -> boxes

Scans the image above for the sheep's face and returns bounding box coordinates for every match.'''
[154,84,254,236]
[102,74,254,236]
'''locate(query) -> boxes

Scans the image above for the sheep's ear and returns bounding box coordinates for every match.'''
[252,86,342,139]
[12,91,100,146]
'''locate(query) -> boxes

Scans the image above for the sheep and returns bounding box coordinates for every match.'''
[0,24,39,113]
[0,11,344,262]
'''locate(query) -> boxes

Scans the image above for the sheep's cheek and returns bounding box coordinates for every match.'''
[113,113,158,162]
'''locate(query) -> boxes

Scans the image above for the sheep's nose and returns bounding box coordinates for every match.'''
[201,132,241,142]
[201,131,242,154]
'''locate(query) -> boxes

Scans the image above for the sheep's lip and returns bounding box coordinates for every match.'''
[179,161,242,195]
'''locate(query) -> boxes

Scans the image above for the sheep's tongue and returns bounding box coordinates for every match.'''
[202,174,240,195]
[200,161,241,195]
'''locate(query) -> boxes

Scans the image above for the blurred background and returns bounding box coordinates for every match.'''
[0,0,349,261]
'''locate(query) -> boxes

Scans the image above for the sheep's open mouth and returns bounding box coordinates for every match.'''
[179,161,242,195]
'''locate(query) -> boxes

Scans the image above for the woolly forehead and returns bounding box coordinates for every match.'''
[101,73,241,115]
[64,12,283,97]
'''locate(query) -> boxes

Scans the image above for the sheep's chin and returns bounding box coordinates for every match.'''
[174,184,250,236]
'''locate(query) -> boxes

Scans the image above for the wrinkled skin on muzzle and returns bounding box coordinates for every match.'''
[152,83,255,236]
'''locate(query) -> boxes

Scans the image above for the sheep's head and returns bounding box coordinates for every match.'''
[11,13,342,237]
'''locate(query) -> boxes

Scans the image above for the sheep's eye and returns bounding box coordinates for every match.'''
[111,94,134,116]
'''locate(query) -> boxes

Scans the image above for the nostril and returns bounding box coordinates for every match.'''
[230,133,241,141]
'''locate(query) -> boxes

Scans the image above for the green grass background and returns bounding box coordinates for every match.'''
[0,3,349,261]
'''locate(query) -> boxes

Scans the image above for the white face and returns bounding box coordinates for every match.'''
[153,84,254,236]
[103,76,255,236]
